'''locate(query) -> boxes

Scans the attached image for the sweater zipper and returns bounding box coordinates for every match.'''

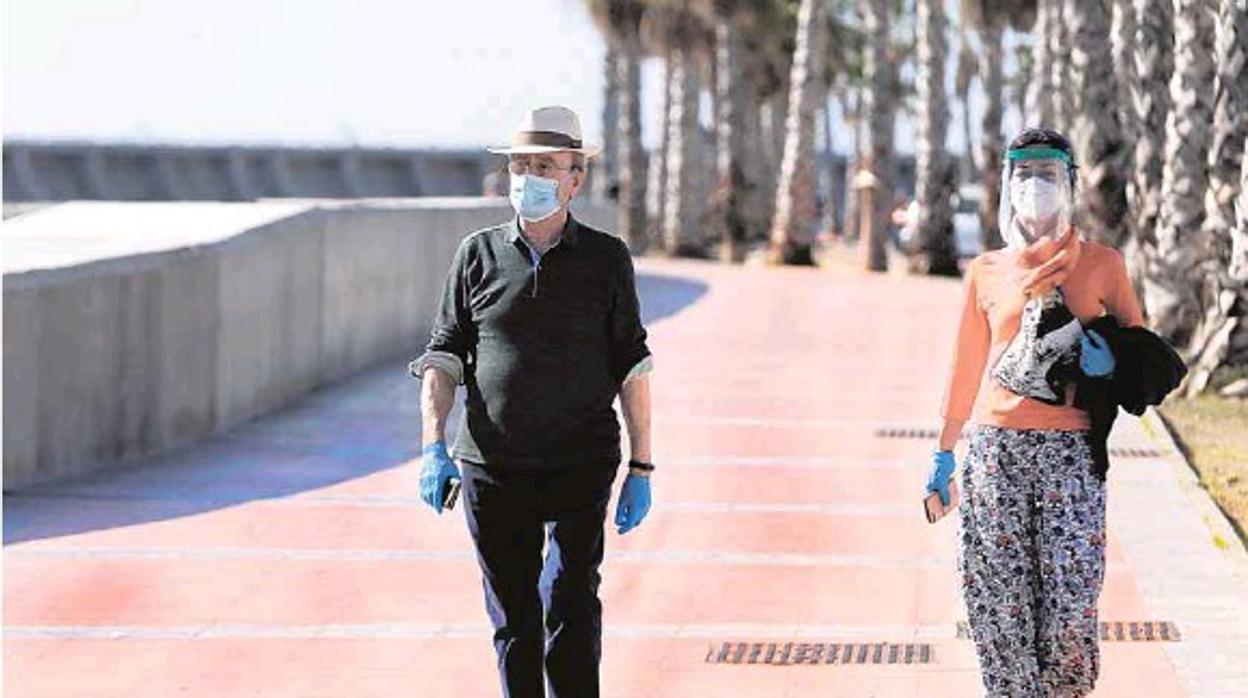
[532,258,541,297]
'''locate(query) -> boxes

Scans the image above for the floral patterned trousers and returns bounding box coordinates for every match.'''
[958,426,1107,698]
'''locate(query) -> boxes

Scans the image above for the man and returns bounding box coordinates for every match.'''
[408,105,655,698]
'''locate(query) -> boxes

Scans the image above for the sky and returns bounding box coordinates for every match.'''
[3,0,1022,156]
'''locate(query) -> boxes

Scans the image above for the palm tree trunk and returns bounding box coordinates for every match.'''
[956,40,978,182]
[1129,0,1173,252]
[647,53,674,246]
[1143,0,1216,347]
[1204,0,1247,244]
[1111,0,1138,145]
[1186,0,1248,392]
[1070,0,1130,248]
[914,0,958,275]
[741,80,769,241]
[1012,37,1032,122]
[596,45,620,202]
[843,86,862,242]
[618,32,648,253]
[1027,0,1056,125]
[861,0,895,271]
[768,0,824,265]
[977,20,1005,252]
[820,93,840,236]
[663,44,704,256]
[760,91,788,231]
[1050,1,1073,127]
[714,11,750,261]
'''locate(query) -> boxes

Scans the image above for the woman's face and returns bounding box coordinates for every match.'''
[1009,160,1070,242]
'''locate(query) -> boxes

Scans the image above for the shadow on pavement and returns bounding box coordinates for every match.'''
[3,270,708,544]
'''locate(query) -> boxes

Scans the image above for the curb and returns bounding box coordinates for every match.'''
[1142,405,1248,575]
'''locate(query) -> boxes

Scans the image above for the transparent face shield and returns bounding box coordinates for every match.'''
[997,147,1075,249]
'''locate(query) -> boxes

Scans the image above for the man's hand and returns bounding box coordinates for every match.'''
[419,441,460,514]
[615,473,651,534]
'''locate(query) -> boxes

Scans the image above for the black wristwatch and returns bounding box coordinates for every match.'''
[628,459,655,474]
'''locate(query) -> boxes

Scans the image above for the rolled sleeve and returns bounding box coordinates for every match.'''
[622,355,654,385]
[411,238,476,384]
[607,241,652,387]
[408,350,464,384]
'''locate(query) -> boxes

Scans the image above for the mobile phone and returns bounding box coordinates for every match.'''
[442,477,462,511]
[923,479,959,524]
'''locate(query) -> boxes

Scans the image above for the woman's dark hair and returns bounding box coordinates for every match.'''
[1008,127,1079,186]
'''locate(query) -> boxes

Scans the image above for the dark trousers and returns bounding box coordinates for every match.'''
[460,458,619,698]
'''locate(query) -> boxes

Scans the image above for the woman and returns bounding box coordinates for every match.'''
[926,128,1145,697]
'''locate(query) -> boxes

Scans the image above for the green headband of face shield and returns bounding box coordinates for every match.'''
[1005,147,1073,163]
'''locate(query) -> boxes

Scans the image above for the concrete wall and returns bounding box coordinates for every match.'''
[2,141,497,202]
[2,198,618,490]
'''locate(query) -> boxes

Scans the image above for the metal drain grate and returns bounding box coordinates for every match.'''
[874,427,940,440]
[706,641,933,666]
[957,621,1181,642]
[1108,447,1168,458]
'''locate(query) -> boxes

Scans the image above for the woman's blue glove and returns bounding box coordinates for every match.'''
[615,474,651,534]
[419,441,460,514]
[926,450,957,507]
[1080,328,1115,377]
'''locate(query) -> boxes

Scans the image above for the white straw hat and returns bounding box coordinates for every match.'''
[487,105,601,157]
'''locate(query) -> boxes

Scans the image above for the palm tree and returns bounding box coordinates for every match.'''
[955,40,978,183]
[1049,0,1073,126]
[962,1,1036,252]
[1010,33,1034,121]
[1068,0,1130,248]
[963,0,1006,251]
[708,0,751,260]
[1186,0,1247,392]
[768,0,827,265]
[596,45,621,202]
[912,0,958,275]
[860,0,895,271]
[700,0,790,258]
[663,37,706,255]
[641,1,713,256]
[1128,0,1173,261]
[1143,0,1216,347]
[816,8,858,240]
[743,2,797,242]
[1111,0,1137,145]
[1203,0,1246,245]
[1025,0,1056,124]
[645,52,673,246]
[587,0,650,251]
[1236,134,1248,286]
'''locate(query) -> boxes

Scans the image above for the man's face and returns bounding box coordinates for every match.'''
[507,152,585,207]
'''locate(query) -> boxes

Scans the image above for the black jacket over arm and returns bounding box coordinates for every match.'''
[1073,315,1186,480]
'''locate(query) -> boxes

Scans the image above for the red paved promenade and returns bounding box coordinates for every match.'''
[7,257,1243,696]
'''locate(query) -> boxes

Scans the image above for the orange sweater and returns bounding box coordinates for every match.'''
[941,239,1146,431]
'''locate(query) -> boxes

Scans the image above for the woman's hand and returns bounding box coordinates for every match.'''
[1014,225,1080,298]
[1080,328,1116,377]
[926,450,958,507]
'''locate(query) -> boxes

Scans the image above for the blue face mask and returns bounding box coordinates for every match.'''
[509,174,562,222]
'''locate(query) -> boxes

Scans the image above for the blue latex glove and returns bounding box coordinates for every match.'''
[926,450,957,507]
[1080,328,1115,377]
[419,441,460,514]
[615,473,651,534]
